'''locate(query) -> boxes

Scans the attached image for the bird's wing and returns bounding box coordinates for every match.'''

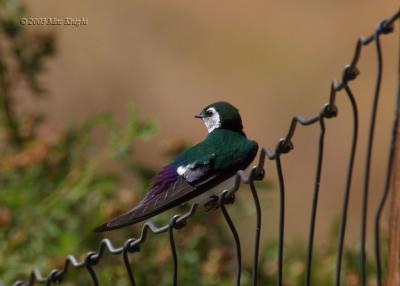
[94,159,217,232]
[94,139,259,232]
[180,160,213,183]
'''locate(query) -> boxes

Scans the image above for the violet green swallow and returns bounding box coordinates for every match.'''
[94,101,258,232]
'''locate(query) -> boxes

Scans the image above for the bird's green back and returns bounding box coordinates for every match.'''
[172,129,258,171]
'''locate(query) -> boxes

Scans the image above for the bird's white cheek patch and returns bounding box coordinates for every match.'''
[203,110,221,133]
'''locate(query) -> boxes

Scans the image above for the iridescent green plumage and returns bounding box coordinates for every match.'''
[173,128,257,171]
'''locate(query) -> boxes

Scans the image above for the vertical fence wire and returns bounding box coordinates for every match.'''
[84,252,99,286]
[168,215,180,286]
[85,264,98,286]
[335,85,359,286]
[220,192,242,286]
[373,82,398,286]
[360,30,382,286]
[374,17,400,286]
[249,176,262,286]
[305,117,326,286]
[275,154,285,286]
[122,238,138,286]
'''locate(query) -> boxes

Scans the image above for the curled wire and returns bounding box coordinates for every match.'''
[12,205,198,286]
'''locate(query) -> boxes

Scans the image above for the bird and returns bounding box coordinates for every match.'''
[94,101,258,232]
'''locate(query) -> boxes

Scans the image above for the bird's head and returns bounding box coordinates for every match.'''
[195,101,243,133]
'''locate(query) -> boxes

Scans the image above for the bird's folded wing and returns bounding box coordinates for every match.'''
[182,161,212,183]
[94,162,217,232]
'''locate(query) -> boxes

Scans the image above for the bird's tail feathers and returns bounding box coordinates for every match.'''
[93,206,143,232]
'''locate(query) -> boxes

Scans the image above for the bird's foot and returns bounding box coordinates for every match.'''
[204,192,236,211]
[204,195,220,211]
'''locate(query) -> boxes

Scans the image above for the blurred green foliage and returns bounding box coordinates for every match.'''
[0,1,380,285]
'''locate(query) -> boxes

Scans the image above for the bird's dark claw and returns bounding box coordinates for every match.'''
[204,195,220,211]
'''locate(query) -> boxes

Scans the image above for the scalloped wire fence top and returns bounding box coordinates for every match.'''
[10,9,400,286]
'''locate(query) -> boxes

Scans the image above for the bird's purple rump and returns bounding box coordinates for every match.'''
[144,165,179,202]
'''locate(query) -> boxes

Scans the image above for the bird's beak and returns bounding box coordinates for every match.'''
[194,111,205,119]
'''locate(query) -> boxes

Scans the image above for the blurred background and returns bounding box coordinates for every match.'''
[1,0,399,285]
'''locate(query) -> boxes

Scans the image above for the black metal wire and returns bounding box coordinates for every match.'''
[305,117,326,286]
[275,154,285,286]
[335,85,359,286]
[85,263,98,286]
[360,21,386,286]
[373,93,397,286]
[220,191,242,286]
[12,204,198,286]
[374,21,400,286]
[123,238,138,286]
[261,11,398,286]
[249,173,262,286]
[10,9,400,286]
[169,215,180,286]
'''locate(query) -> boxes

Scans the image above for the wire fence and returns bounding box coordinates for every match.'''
[10,9,400,286]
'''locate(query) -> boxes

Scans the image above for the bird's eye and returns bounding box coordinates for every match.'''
[205,110,213,116]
